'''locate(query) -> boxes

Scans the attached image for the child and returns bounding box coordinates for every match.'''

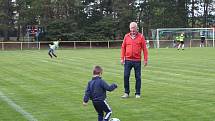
[83,66,117,121]
[48,39,60,58]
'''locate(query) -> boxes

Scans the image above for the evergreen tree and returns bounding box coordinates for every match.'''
[0,0,13,41]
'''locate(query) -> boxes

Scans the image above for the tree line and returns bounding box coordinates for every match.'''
[0,0,214,41]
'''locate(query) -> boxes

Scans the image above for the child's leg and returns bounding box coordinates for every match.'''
[182,41,184,50]
[51,51,57,58]
[103,100,112,121]
[93,102,104,121]
[48,49,52,58]
[177,43,181,49]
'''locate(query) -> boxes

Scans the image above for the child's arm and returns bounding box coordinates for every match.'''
[101,80,117,91]
[83,83,91,105]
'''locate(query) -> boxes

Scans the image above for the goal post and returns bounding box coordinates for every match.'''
[152,28,215,48]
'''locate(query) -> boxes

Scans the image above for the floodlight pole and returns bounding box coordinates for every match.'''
[156,29,160,48]
[213,28,214,47]
[141,27,143,35]
[27,32,30,48]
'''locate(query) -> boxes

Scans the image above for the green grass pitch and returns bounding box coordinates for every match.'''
[0,48,215,121]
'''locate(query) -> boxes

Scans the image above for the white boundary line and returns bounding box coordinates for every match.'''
[0,91,38,121]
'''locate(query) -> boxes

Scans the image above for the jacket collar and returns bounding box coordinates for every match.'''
[92,76,101,80]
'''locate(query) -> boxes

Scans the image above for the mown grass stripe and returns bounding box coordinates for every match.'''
[1,48,215,121]
[0,91,38,121]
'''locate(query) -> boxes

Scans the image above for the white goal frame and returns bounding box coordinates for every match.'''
[155,28,215,48]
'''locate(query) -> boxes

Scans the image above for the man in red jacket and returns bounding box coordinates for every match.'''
[121,22,148,98]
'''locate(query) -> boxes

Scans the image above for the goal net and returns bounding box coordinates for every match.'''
[150,28,215,48]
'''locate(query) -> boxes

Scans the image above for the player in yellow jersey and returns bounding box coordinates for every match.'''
[177,33,185,50]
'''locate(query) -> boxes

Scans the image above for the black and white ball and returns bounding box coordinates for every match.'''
[110,118,120,121]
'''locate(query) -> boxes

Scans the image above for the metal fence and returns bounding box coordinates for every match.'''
[0,39,214,51]
[0,40,123,50]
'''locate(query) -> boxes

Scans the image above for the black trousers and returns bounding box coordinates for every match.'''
[93,100,112,121]
[48,49,57,58]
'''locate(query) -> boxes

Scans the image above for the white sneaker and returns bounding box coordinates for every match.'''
[121,93,129,98]
[135,95,141,98]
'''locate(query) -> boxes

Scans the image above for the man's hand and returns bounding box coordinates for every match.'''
[144,60,148,67]
[83,102,88,106]
[121,59,124,65]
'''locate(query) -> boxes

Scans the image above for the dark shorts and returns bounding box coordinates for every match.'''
[48,49,54,53]
[180,41,184,44]
[201,37,205,43]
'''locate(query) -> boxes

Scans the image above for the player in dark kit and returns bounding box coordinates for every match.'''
[83,66,117,121]
[200,33,205,47]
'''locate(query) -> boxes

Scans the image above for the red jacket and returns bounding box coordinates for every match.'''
[121,32,148,62]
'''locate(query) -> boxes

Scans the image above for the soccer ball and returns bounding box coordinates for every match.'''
[110,118,120,121]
